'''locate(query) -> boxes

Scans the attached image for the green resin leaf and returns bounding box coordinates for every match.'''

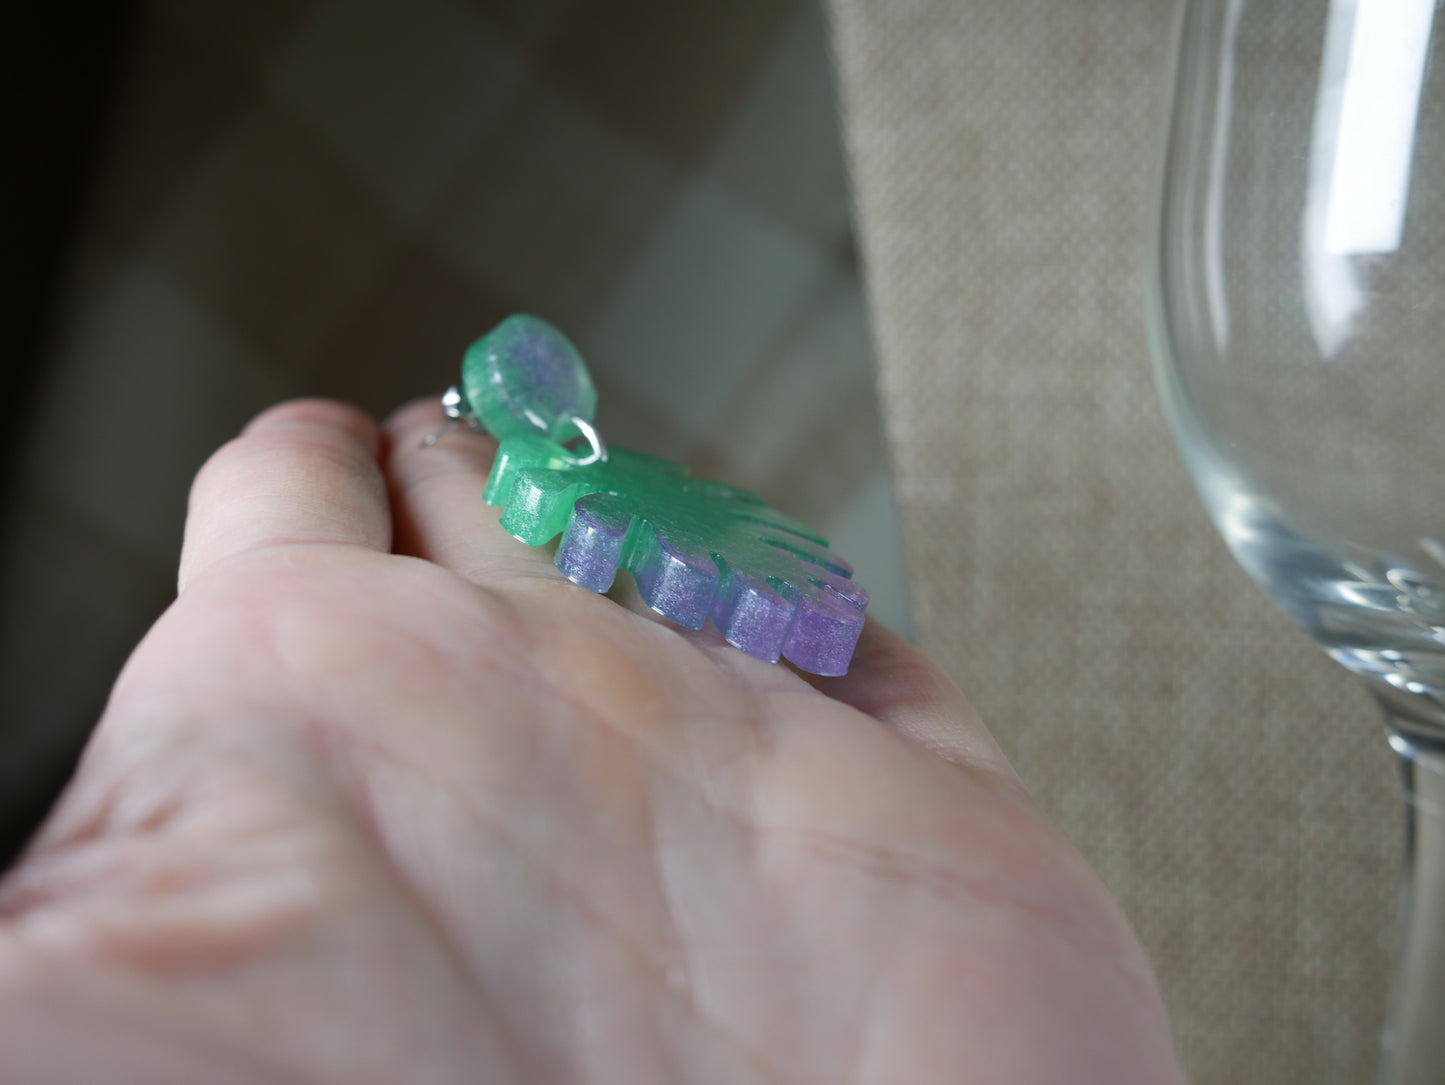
[483,435,868,676]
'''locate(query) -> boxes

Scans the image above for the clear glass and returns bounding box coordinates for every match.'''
[1149,1,1445,1081]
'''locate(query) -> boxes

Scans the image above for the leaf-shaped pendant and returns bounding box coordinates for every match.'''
[446,315,868,676]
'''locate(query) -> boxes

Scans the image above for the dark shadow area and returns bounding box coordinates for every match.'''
[0,2,137,867]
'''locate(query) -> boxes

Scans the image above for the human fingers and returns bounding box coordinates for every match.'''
[807,620,1018,782]
[177,400,391,593]
[382,398,559,585]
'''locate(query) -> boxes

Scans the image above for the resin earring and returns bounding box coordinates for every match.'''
[435,314,868,676]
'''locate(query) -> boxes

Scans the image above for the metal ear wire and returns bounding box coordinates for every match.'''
[420,386,482,448]
[419,420,458,448]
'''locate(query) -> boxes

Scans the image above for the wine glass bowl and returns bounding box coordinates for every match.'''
[1151,1,1445,1079]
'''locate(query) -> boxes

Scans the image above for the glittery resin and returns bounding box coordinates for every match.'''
[461,314,597,441]
[457,315,869,676]
[482,437,868,676]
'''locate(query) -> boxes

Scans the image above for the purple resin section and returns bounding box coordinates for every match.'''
[712,571,795,664]
[556,492,629,591]
[629,525,720,630]
[782,572,871,677]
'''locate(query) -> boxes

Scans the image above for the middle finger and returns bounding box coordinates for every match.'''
[383,398,562,587]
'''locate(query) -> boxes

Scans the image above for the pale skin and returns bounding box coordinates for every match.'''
[0,399,1185,1084]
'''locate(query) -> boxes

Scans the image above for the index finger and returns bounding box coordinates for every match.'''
[178,400,391,592]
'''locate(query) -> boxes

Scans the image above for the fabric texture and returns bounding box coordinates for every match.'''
[824,2,1397,1081]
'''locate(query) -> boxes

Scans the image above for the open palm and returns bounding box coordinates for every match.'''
[0,400,1182,1084]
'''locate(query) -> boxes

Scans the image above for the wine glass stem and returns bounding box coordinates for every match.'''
[1379,717,1445,1085]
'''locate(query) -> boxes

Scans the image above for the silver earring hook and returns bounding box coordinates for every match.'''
[422,389,605,466]
[420,386,480,448]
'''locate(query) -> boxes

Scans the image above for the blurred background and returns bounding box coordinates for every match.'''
[0,0,907,863]
[0,1,1411,1082]
[827,2,1397,1082]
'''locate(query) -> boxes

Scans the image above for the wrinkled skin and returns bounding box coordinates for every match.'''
[0,400,1184,1084]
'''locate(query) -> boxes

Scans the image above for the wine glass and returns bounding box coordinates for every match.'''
[1149,1,1445,1080]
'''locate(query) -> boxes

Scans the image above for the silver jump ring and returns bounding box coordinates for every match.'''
[567,416,607,466]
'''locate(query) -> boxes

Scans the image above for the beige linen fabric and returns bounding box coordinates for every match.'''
[826,1,1398,1081]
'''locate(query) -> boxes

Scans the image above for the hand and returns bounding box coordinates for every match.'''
[0,400,1182,1084]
